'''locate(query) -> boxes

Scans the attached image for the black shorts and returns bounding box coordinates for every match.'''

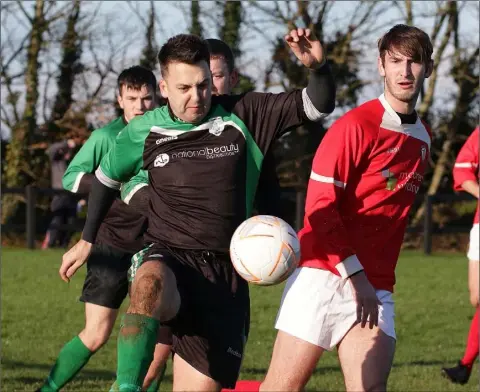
[80,242,134,309]
[141,245,250,388]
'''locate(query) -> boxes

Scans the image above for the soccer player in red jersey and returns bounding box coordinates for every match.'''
[258,24,434,392]
[442,127,479,384]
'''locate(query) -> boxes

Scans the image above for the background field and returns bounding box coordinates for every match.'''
[1,248,478,391]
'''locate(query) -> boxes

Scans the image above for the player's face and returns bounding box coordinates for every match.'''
[117,85,156,123]
[210,57,238,96]
[378,49,433,111]
[160,61,212,123]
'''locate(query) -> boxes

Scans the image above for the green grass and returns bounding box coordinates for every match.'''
[1,248,478,391]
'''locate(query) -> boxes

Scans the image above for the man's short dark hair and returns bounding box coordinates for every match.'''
[157,34,210,77]
[206,38,235,73]
[117,65,157,95]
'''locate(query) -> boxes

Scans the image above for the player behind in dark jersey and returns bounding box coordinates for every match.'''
[207,38,283,218]
[60,30,336,391]
[36,66,168,392]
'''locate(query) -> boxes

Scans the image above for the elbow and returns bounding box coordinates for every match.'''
[61,178,72,192]
[320,99,336,116]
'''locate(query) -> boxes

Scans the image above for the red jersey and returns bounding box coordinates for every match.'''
[453,127,479,224]
[299,95,431,292]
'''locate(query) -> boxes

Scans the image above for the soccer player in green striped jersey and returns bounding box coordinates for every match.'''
[37,66,168,392]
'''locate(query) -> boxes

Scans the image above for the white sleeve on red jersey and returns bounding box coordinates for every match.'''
[304,115,375,278]
[453,127,479,191]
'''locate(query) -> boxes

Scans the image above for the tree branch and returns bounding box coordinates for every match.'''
[418,1,456,119]
[15,0,33,23]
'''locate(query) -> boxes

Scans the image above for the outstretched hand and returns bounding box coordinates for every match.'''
[59,239,92,282]
[284,28,326,69]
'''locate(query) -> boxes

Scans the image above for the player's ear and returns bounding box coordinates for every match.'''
[424,59,434,79]
[117,85,125,108]
[230,69,239,89]
[377,56,386,77]
[117,93,124,109]
[159,79,168,99]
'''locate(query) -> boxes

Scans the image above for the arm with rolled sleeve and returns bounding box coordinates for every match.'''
[304,116,373,278]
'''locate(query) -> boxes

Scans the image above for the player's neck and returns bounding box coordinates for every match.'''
[384,89,418,115]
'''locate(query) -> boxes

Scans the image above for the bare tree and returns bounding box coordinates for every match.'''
[49,0,82,125]
[189,1,203,37]
[411,1,478,226]
[2,0,48,222]
[246,1,390,189]
[1,1,132,222]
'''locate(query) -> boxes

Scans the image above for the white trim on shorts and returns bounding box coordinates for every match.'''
[468,224,479,261]
[275,267,396,351]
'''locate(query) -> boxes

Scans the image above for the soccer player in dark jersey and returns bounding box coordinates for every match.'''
[60,30,336,391]
[207,38,283,217]
[36,66,168,392]
[124,38,286,378]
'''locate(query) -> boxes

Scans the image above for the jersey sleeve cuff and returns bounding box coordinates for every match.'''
[122,183,148,204]
[302,88,330,122]
[95,167,121,190]
[335,255,364,279]
[71,172,85,193]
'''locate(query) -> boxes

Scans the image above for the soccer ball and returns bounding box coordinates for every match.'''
[230,215,301,286]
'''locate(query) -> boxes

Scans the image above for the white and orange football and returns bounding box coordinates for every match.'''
[230,215,301,286]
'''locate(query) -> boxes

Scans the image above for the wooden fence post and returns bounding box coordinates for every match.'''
[25,185,36,250]
[424,194,433,255]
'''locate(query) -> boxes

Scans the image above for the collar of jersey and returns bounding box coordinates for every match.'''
[159,104,227,130]
[378,94,420,126]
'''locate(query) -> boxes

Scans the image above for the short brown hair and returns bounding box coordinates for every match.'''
[117,65,157,95]
[378,24,433,64]
[157,34,210,77]
[206,38,235,73]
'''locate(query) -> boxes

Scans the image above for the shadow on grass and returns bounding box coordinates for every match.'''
[2,359,173,383]
[242,365,342,375]
[242,360,447,376]
[2,359,116,380]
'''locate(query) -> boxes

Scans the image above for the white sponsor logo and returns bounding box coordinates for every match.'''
[154,153,170,167]
[209,117,226,136]
[171,143,240,160]
[156,135,178,145]
[397,171,424,194]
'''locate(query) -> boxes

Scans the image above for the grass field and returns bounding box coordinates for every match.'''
[1,248,479,391]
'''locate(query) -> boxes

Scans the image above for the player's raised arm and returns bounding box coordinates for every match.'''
[60,121,147,282]
[226,27,336,155]
[285,27,336,117]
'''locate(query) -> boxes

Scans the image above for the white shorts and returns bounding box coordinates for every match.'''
[275,267,396,351]
[467,224,479,261]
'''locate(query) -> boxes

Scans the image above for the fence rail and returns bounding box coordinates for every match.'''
[2,186,476,252]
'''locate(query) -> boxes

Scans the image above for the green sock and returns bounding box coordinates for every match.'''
[39,335,93,392]
[115,313,159,392]
[146,363,167,392]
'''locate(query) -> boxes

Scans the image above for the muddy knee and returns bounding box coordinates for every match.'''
[130,264,180,321]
